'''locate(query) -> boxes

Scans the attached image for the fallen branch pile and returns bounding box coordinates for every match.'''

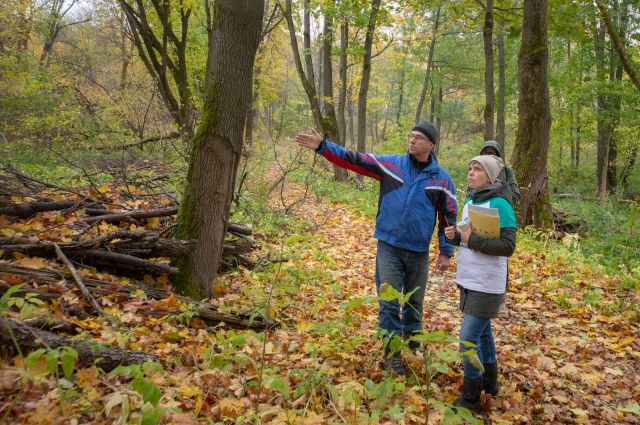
[0,201,256,276]
[0,263,279,331]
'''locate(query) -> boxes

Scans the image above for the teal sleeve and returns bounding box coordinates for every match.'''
[493,198,516,228]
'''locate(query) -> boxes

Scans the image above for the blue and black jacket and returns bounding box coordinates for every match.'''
[315,137,458,256]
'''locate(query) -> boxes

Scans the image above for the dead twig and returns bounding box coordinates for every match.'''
[53,243,108,319]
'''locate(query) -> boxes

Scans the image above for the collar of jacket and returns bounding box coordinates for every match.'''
[407,151,436,171]
[471,181,513,204]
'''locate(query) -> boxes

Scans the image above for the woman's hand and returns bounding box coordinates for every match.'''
[459,222,473,243]
[444,225,457,241]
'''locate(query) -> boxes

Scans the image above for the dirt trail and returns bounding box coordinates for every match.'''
[255,166,640,423]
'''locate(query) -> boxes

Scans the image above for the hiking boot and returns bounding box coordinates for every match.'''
[382,352,406,377]
[403,332,423,353]
[482,362,499,396]
[497,301,509,318]
[453,376,483,412]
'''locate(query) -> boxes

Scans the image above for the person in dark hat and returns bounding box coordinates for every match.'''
[295,121,457,378]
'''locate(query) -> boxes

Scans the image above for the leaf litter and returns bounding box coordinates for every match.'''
[0,166,638,424]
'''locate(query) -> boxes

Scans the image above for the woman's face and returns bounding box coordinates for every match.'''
[481,147,499,157]
[468,161,491,191]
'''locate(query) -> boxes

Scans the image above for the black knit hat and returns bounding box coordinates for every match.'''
[412,121,439,144]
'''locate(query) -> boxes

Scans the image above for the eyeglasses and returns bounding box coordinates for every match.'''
[408,133,427,142]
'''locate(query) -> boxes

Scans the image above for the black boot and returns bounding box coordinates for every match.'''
[382,345,406,377]
[453,376,483,412]
[483,363,499,395]
[403,332,422,353]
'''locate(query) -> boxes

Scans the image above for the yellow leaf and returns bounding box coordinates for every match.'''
[15,257,46,269]
[1,228,21,237]
[156,275,169,284]
[218,397,246,418]
[76,366,100,391]
[296,320,313,333]
[436,303,449,310]
[98,184,109,193]
[98,221,110,233]
[145,217,159,229]
[154,294,182,311]
[129,224,138,231]
[611,336,634,352]
[302,412,326,425]
[178,385,203,398]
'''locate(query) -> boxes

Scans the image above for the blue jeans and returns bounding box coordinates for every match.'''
[374,240,429,336]
[459,314,497,379]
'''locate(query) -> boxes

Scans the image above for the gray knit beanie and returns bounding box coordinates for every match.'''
[470,155,504,183]
[412,121,439,144]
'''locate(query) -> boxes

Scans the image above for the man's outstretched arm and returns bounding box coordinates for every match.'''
[295,129,389,181]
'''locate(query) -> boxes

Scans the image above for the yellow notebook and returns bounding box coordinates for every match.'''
[468,204,501,239]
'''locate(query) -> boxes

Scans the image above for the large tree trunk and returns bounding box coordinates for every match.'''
[594,16,611,196]
[414,6,440,125]
[482,0,495,141]
[171,0,263,299]
[496,32,506,151]
[606,0,628,193]
[511,0,552,228]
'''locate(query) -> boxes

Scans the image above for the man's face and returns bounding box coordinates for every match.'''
[481,147,499,157]
[408,132,434,159]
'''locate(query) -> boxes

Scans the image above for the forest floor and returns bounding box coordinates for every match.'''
[0,165,639,424]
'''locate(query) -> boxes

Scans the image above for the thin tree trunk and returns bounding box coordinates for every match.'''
[356,0,382,184]
[496,32,506,151]
[338,21,349,147]
[414,6,440,124]
[595,0,640,92]
[594,16,611,196]
[483,0,495,140]
[321,10,347,181]
[396,54,406,125]
[434,86,443,156]
[171,0,263,299]
[511,0,552,228]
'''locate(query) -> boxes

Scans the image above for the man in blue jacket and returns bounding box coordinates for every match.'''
[296,121,458,377]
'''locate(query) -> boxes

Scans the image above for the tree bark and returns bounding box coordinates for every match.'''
[594,16,611,196]
[0,201,104,218]
[0,319,157,372]
[511,0,552,228]
[482,0,495,141]
[171,0,263,300]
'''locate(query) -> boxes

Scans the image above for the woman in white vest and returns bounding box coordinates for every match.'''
[444,155,517,412]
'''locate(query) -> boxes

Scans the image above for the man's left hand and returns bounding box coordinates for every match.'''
[436,254,450,271]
